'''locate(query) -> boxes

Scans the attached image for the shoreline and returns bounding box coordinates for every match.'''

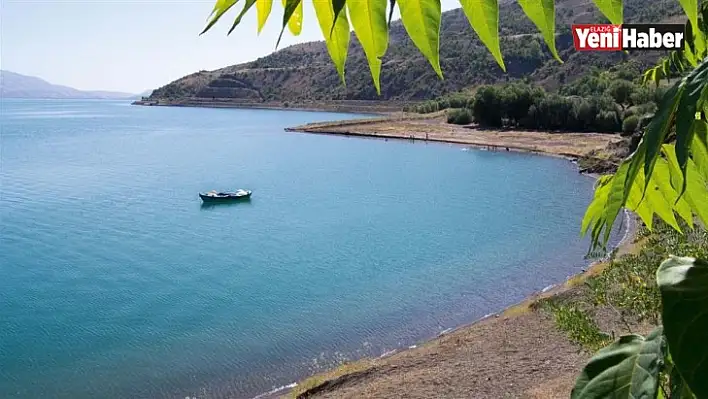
[284,113,625,161]
[137,103,630,398]
[263,211,636,399]
[246,117,631,399]
[132,98,408,116]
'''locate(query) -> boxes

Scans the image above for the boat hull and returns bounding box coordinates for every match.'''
[199,192,252,202]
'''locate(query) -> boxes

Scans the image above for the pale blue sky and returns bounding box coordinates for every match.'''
[1,1,460,94]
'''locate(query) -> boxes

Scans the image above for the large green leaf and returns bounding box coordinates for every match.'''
[256,0,273,34]
[692,122,708,180]
[674,58,708,193]
[518,0,561,63]
[678,0,699,43]
[657,257,708,398]
[282,0,303,35]
[625,159,683,232]
[591,0,623,25]
[664,145,708,226]
[571,327,665,399]
[313,0,350,84]
[398,0,443,77]
[201,0,238,35]
[347,0,389,94]
[331,0,346,25]
[276,0,302,48]
[459,0,504,71]
[622,81,681,224]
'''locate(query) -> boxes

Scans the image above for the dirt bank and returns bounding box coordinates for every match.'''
[286,113,624,160]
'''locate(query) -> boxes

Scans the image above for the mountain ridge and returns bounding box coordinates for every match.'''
[1,70,137,99]
[149,1,684,103]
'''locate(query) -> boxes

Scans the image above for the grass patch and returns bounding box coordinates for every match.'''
[539,220,708,352]
[289,360,374,398]
[539,300,611,352]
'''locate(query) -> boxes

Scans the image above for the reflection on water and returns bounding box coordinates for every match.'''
[199,198,253,210]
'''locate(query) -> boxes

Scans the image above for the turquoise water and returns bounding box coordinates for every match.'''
[1,100,613,398]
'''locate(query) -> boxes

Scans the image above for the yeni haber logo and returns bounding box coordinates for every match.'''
[572,24,685,51]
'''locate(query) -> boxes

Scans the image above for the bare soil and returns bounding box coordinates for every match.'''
[287,114,624,159]
[297,312,588,399]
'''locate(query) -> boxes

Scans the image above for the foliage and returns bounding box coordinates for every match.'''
[572,327,665,399]
[542,302,611,352]
[622,115,640,135]
[606,80,636,108]
[587,222,708,326]
[446,108,473,125]
[657,256,708,397]
[467,83,625,132]
[198,0,707,398]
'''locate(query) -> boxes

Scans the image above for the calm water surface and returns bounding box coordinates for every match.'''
[1,100,613,398]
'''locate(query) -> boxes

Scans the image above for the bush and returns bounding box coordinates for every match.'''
[446,108,473,125]
[596,110,621,132]
[606,80,636,107]
[472,86,504,126]
[622,115,640,135]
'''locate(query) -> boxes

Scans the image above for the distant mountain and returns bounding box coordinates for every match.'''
[0,70,135,99]
[150,0,683,102]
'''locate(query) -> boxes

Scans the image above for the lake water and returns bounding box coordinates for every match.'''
[1,100,616,398]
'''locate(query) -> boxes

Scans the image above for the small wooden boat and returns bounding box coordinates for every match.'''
[199,189,252,202]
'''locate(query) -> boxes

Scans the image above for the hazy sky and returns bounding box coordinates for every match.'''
[1,1,461,94]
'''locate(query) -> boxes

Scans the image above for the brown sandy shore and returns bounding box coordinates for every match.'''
[285,112,624,160]
[259,115,633,399]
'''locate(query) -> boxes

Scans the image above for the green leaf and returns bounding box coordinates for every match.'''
[657,257,708,398]
[229,0,257,34]
[625,159,683,232]
[664,143,708,227]
[347,0,389,94]
[282,0,303,35]
[459,0,505,71]
[331,0,347,31]
[201,0,239,35]
[678,0,699,44]
[591,0,623,25]
[518,0,562,63]
[674,57,708,194]
[256,0,273,34]
[622,81,681,226]
[602,159,631,246]
[398,0,443,77]
[276,0,302,48]
[571,327,665,399]
[313,0,350,84]
[692,122,708,181]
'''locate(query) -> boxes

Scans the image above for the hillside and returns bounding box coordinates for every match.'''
[149,0,683,103]
[0,70,135,99]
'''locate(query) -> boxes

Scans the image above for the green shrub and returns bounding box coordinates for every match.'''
[446,108,473,125]
[622,115,640,135]
[596,110,621,132]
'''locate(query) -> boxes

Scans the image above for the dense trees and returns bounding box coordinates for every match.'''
[410,67,665,135]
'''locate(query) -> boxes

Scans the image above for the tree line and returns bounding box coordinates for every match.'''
[409,67,667,135]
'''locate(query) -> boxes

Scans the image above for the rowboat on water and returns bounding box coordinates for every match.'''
[199,189,252,202]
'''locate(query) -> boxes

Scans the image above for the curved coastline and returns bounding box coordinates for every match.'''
[244,120,634,399]
[254,213,635,399]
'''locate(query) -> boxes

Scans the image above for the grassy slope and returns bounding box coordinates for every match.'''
[149,0,682,103]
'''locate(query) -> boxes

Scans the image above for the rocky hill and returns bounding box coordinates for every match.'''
[149,0,683,103]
